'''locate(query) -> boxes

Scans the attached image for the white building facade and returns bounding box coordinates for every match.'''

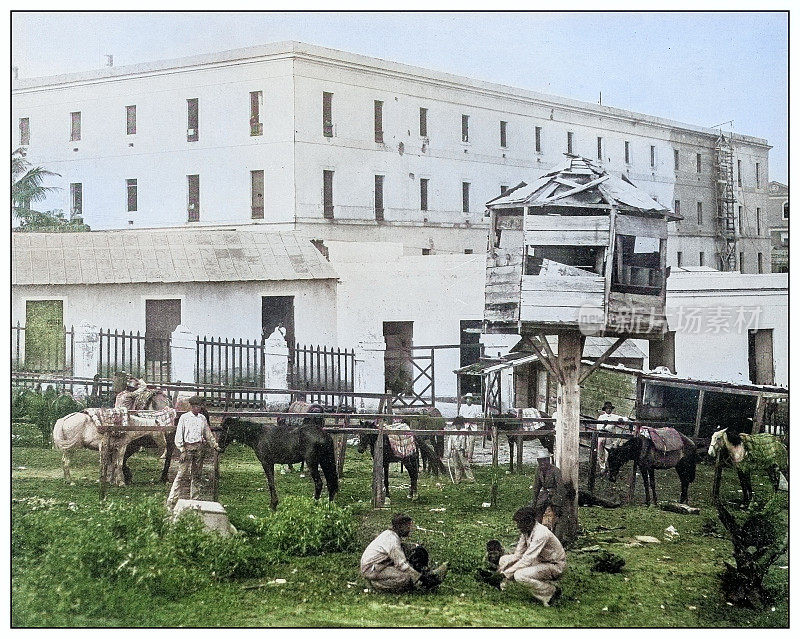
[13,41,773,271]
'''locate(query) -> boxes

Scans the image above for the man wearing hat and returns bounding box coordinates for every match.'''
[166,395,220,510]
[597,401,629,474]
[531,450,564,531]
[458,393,482,462]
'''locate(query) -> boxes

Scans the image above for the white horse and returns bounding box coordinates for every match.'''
[52,383,171,485]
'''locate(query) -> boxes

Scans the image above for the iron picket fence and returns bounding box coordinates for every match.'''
[97,329,171,384]
[195,335,266,407]
[11,322,74,376]
[289,342,356,407]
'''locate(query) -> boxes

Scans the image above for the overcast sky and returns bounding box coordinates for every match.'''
[11,11,788,182]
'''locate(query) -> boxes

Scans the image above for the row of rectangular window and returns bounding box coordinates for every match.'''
[13,100,764,188]
[676,251,765,273]
[673,199,762,233]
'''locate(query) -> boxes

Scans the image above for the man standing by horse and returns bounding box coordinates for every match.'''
[597,401,629,474]
[360,513,449,593]
[458,393,482,462]
[445,416,476,483]
[496,506,566,607]
[166,395,219,511]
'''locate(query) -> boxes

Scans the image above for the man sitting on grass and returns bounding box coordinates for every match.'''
[497,506,566,606]
[360,513,448,593]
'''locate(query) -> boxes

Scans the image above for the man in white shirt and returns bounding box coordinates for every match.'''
[498,506,566,606]
[360,513,448,593]
[445,416,476,483]
[597,401,629,474]
[166,395,219,510]
[458,393,482,462]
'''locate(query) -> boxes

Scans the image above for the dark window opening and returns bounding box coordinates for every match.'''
[597,136,603,160]
[500,185,509,196]
[748,329,774,385]
[70,183,82,218]
[783,202,788,220]
[677,251,683,267]
[674,199,681,216]
[187,98,198,141]
[649,330,676,373]
[756,207,761,235]
[383,321,414,395]
[567,131,574,154]
[696,201,703,225]
[535,126,542,153]
[755,162,760,187]
[699,251,705,266]
[323,170,334,218]
[374,100,383,143]
[422,248,431,256]
[187,174,200,221]
[611,234,663,294]
[673,149,679,171]
[650,145,656,167]
[460,319,482,394]
[250,91,263,136]
[145,299,181,363]
[19,117,30,145]
[757,252,764,274]
[251,170,264,219]
[126,179,137,212]
[462,182,470,213]
[322,92,333,137]
[737,159,742,186]
[696,153,702,173]
[464,249,473,255]
[374,174,384,220]
[126,105,136,135]
[526,245,605,275]
[70,112,81,141]
[263,296,295,348]
[500,120,507,148]
[420,178,429,211]
[740,251,745,273]
[461,114,469,143]
[624,140,631,164]
[419,107,428,137]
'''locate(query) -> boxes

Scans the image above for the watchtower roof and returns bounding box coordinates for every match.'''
[487,155,682,220]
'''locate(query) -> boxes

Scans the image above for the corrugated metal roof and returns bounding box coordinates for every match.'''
[486,156,682,220]
[12,228,339,286]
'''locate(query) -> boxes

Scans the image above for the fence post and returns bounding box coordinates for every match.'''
[627,424,641,504]
[355,339,386,412]
[490,420,499,507]
[372,420,386,508]
[73,322,100,397]
[263,328,290,403]
[171,325,197,384]
[587,429,599,494]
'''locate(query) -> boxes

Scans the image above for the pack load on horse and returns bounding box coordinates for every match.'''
[358,417,423,503]
[52,375,176,486]
[390,407,447,476]
[606,426,697,505]
[217,400,338,510]
[708,427,788,504]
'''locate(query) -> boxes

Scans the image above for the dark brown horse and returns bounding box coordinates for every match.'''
[217,408,338,510]
[357,421,431,502]
[607,427,697,505]
[497,409,555,472]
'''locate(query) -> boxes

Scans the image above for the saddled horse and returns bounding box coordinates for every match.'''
[391,407,447,476]
[497,409,555,472]
[52,384,175,485]
[607,427,697,505]
[357,420,435,502]
[708,427,788,504]
[217,403,338,510]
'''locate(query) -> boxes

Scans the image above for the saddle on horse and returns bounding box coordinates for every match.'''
[386,423,417,458]
[640,427,683,453]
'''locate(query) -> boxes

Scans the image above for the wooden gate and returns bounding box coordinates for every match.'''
[389,346,435,408]
[289,343,356,407]
[11,322,74,375]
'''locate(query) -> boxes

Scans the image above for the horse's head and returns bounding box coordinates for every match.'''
[216,416,261,452]
[708,428,727,458]
[357,420,376,453]
[606,438,635,482]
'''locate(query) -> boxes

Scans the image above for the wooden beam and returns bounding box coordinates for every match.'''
[490,421,499,507]
[526,337,559,381]
[752,393,766,434]
[693,390,705,438]
[541,175,610,203]
[579,337,627,384]
[535,332,565,384]
[371,420,385,508]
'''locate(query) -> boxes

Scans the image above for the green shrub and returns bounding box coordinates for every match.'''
[12,494,270,621]
[252,496,358,557]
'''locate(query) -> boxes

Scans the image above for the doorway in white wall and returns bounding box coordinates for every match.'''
[262,296,295,347]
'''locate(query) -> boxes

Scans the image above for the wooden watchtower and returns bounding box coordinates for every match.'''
[484,156,681,527]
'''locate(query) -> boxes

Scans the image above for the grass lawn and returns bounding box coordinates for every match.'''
[11,425,789,628]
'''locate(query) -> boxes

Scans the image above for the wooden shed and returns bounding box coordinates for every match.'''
[484,156,682,339]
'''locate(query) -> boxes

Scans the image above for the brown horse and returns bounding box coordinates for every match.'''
[607,427,697,505]
[497,409,555,472]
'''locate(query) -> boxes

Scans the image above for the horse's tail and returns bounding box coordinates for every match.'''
[417,437,446,475]
[319,441,339,499]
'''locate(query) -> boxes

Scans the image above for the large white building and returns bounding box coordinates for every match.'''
[12,41,773,272]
